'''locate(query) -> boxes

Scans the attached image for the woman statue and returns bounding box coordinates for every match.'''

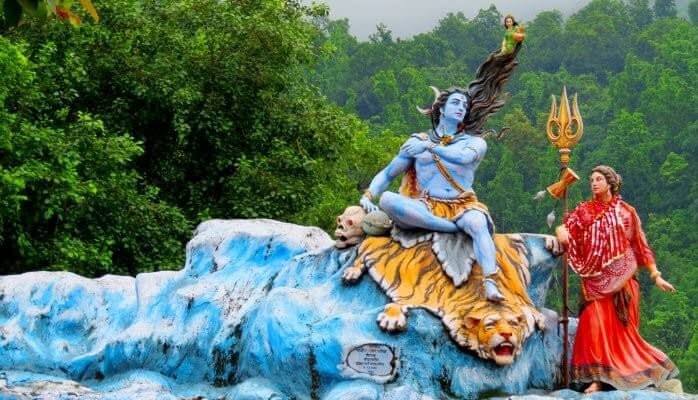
[501,15,525,54]
[556,165,678,393]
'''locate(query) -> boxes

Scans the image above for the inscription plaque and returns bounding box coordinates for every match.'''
[345,343,397,377]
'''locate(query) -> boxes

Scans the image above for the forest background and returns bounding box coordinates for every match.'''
[0,0,696,390]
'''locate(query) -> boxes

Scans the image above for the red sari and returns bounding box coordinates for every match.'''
[564,196,678,390]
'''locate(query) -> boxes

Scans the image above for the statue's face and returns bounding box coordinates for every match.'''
[590,172,610,197]
[441,93,468,124]
[505,17,514,28]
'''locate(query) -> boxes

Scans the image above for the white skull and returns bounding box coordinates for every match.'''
[334,206,366,248]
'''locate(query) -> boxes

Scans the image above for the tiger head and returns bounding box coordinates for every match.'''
[463,308,530,365]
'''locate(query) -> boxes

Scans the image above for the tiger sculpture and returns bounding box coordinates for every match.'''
[342,233,546,365]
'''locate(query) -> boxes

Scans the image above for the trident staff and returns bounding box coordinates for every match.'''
[545,86,584,388]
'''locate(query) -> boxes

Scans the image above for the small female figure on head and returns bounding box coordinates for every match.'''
[556,165,678,393]
[501,14,525,54]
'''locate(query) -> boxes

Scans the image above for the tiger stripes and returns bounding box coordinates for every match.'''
[346,233,543,353]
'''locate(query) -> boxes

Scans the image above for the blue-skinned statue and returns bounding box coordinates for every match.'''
[359,46,523,303]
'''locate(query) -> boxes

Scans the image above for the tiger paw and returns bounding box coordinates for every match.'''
[377,303,407,332]
[342,266,364,283]
[452,330,469,348]
[446,324,469,348]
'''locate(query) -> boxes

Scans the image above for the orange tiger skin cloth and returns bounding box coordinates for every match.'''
[347,232,544,361]
[356,234,533,313]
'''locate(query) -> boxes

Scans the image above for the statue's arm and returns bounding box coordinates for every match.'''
[627,204,656,268]
[361,151,413,212]
[627,204,676,292]
[367,153,412,197]
[431,136,487,165]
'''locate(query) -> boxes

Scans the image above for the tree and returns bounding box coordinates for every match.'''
[562,0,636,78]
[679,328,698,392]
[653,0,678,18]
[584,111,664,209]
[0,37,188,276]
[482,149,534,233]
[519,11,565,73]
[369,23,393,44]
[643,292,693,361]
[690,0,698,23]
[626,0,654,27]
[9,0,358,226]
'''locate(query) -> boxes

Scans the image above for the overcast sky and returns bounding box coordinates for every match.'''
[318,0,593,40]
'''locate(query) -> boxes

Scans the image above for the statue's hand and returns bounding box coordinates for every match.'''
[655,276,676,293]
[342,266,364,283]
[360,195,379,213]
[545,236,564,256]
[555,225,569,246]
[400,138,430,157]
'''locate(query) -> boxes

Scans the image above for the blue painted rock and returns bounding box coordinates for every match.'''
[0,219,684,399]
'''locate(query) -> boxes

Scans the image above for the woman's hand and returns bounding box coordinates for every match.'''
[555,225,569,246]
[360,195,379,214]
[654,276,676,293]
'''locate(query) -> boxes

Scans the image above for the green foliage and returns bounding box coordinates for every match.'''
[659,152,689,183]
[518,11,564,73]
[2,0,360,276]
[643,291,693,361]
[679,327,698,390]
[690,0,698,23]
[654,0,678,18]
[7,0,358,230]
[627,0,655,27]
[562,0,635,78]
[0,37,188,276]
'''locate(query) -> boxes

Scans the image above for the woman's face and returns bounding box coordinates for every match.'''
[505,17,513,28]
[590,172,611,197]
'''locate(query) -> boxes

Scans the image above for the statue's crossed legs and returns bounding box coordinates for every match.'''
[379,191,505,302]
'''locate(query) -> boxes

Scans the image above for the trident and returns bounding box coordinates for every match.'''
[545,86,583,387]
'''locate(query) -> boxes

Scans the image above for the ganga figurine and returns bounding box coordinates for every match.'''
[501,14,525,55]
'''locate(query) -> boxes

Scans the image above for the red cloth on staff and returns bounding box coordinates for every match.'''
[564,197,678,389]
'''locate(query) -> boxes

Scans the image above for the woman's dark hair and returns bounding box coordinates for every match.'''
[503,15,518,28]
[591,165,623,195]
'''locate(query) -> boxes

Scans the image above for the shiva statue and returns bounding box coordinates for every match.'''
[359,46,523,302]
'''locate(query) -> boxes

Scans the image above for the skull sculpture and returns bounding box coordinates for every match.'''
[334,206,366,249]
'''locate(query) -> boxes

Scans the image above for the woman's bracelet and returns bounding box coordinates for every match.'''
[650,270,662,282]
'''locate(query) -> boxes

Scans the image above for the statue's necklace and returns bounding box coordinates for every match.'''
[435,127,457,145]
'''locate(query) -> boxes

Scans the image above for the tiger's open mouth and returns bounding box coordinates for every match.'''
[493,342,514,357]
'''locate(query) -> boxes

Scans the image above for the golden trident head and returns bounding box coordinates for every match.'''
[546,86,583,167]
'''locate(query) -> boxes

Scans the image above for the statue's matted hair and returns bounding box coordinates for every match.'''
[419,43,522,134]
